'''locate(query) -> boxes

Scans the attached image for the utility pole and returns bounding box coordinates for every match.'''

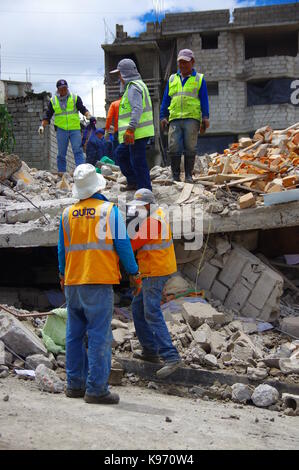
[91,87,94,116]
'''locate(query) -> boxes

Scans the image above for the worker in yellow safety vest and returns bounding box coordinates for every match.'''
[110,59,154,191]
[127,188,181,378]
[160,49,210,183]
[38,79,95,173]
[58,163,142,404]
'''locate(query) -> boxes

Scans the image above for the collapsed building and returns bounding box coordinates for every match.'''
[1,3,299,412]
[103,3,299,155]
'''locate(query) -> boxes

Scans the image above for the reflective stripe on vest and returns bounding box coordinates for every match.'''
[118,80,154,143]
[51,93,81,131]
[62,199,120,285]
[139,239,174,252]
[168,73,203,122]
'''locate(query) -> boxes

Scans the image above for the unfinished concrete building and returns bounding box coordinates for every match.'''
[102,3,299,154]
[0,80,76,172]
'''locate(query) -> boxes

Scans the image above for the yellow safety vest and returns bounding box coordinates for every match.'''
[118,80,154,143]
[168,72,203,122]
[136,207,177,277]
[62,198,120,285]
[51,93,81,131]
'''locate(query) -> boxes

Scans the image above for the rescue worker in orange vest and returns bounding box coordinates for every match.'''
[104,95,122,156]
[58,163,142,404]
[127,188,181,378]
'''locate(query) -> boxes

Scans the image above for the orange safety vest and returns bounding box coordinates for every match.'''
[136,207,177,277]
[62,198,120,285]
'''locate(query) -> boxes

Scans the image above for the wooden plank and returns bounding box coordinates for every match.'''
[264,188,299,206]
[175,183,194,204]
[219,174,265,189]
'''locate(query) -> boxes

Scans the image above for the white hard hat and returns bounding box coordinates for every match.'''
[72,164,106,200]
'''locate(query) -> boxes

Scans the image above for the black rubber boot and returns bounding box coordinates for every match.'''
[84,391,120,405]
[133,350,161,363]
[65,388,85,398]
[184,155,195,183]
[170,154,182,182]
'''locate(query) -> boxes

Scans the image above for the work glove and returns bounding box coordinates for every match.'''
[104,131,110,142]
[160,118,169,130]
[124,128,135,145]
[38,125,44,135]
[129,272,142,297]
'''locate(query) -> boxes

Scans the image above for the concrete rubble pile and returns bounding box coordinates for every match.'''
[1,301,299,413]
[111,274,299,383]
[1,124,299,414]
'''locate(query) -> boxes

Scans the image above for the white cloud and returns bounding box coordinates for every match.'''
[0,0,256,116]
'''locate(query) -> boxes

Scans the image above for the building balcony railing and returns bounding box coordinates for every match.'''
[106,78,162,102]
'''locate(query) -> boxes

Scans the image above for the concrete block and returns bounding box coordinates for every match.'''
[109,367,124,385]
[224,282,250,311]
[218,247,248,288]
[192,323,212,352]
[182,263,198,283]
[241,262,262,285]
[279,358,299,374]
[112,328,129,346]
[0,310,47,358]
[196,262,219,290]
[215,236,231,256]
[35,364,64,393]
[182,301,226,328]
[241,302,261,319]
[247,367,268,380]
[211,280,228,302]
[25,354,53,370]
[248,270,283,310]
[280,317,299,338]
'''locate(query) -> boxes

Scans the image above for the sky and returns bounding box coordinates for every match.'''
[0,0,297,117]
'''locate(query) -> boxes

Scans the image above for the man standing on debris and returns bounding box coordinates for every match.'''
[110,59,154,191]
[58,163,142,404]
[160,49,210,183]
[38,79,95,173]
[127,188,181,378]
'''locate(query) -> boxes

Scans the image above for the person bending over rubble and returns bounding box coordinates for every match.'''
[38,79,95,174]
[58,163,142,404]
[127,188,181,378]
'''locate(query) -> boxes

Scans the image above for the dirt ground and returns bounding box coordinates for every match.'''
[0,376,298,450]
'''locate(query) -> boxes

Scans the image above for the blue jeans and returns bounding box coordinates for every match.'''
[168,119,200,158]
[115,137,152,190]
[56,128,85,172]
[65,284,113,397]
[132,275,180,363]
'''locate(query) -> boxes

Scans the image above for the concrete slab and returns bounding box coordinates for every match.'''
[117,358,299,395]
